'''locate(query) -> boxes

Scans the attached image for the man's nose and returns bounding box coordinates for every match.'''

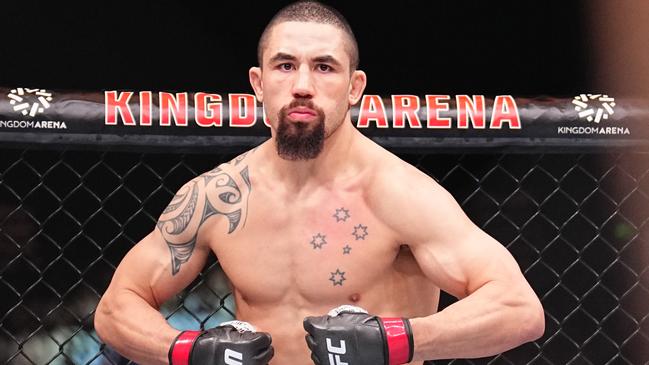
[291,65,315,98]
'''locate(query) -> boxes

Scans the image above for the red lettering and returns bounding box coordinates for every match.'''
[491,95,521,129]
[105,91,135,125]
[425,95,451,128]
[357,95,388,128]
[229,94,257,127]
[392,95,422,128]
[160,92,188,126]
[139,91,152,126]
[456,95,485,129]
[195,93,222,127]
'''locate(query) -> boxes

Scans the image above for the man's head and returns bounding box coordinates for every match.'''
[249,1,367,161]
[257,1,359,72]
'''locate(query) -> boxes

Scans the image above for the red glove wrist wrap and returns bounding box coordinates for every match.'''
[169,330,202,365]
[380,318,413,365]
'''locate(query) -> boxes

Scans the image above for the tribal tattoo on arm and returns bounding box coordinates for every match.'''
[156,151,253,275]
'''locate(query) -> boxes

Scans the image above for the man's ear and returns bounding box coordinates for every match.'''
[348,70,367,106]
[249,66,263,102]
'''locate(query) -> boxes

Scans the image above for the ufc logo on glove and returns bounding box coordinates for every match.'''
[224,349,243,365]
[168,321,273,365]
[326,338,348,365]
[304,305,414,365]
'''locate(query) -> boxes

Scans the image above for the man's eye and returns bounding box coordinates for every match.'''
[280,63,293,71]
[317,64,332,72]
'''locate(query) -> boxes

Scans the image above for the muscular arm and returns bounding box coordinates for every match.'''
[94,228,208,364]
[372,161,544,360]
[94,159,253,364]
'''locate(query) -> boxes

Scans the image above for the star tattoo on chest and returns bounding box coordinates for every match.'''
[333,207,351,222]
[329,269,346,286]
[343,245,352,254]
[310,233,327,249]
[352,224,368,240]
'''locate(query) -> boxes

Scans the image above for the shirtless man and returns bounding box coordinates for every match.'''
[94,2,545,364]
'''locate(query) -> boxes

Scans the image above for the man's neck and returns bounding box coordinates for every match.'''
[262,120,362,191]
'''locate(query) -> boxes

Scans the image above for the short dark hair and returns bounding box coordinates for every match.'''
[257,1,359,71]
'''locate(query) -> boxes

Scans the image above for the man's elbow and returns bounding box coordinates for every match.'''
[520,295,545,343]
[94,294,114,345]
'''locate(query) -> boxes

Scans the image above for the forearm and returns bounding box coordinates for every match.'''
[410,280,544,361]
[95,288,180,365]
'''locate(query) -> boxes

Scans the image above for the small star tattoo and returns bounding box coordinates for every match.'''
[310,233,327,249]
[333,207,351,222]
[329,269,346,286]
[352,224,368,240]
[343,245,352,255]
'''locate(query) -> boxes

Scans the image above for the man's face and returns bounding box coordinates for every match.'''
[250,21,365,160]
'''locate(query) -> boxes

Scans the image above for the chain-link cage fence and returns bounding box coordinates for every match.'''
[1,147,648,365]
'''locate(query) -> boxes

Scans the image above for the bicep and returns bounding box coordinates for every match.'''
[377,166,525,299]
[107,178,212,308]
[410,214,523,299]
[109,229,210,308]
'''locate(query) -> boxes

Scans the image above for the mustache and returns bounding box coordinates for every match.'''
[285,98,318,111]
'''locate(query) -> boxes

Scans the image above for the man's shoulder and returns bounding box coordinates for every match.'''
[364,143,441,196]
[161,147,258,237]
[362,143,455,221]
[362,148,470,246]
[196,146,259,190]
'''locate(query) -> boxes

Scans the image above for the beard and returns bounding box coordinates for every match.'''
[275,99,326,160]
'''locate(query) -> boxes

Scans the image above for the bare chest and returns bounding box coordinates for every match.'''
[210,189,399,305]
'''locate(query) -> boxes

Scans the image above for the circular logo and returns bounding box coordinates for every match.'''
[7,88,53,117]
[572,94,615,123]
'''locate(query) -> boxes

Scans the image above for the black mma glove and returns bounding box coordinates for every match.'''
[304,305,414,365]
[168,320,273,365]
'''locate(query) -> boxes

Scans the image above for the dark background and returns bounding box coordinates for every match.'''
[5,2,649,365]
[1,1,589,96]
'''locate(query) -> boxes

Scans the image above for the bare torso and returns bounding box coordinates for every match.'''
[97,118,543,365]
[203,141,440,364]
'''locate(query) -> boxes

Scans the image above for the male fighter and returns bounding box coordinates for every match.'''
[95,2,544,364]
